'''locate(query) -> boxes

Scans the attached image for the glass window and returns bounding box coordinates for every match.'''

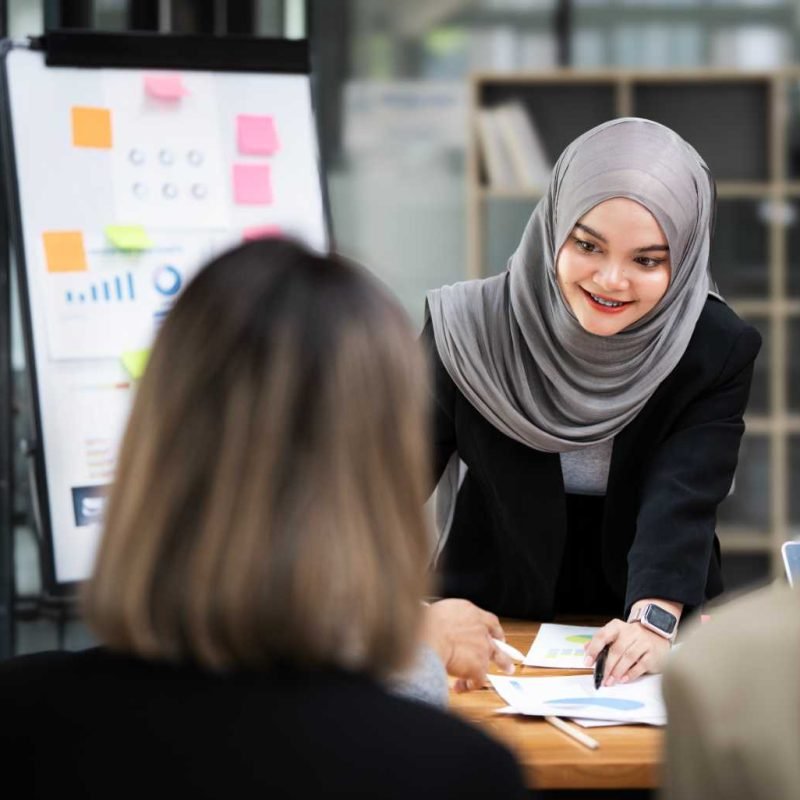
[713,202,769,299]
[717,435,770,531]
[789,319,800,414]
[790,435,800,537]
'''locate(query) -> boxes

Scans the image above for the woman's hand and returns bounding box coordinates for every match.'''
[422,598,515,691]
[583,619,671,686]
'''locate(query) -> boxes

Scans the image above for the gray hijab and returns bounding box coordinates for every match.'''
[426,118,718,557]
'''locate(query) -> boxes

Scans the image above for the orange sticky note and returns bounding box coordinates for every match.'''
[233,164,273,205]
[243,225,282,241]
[42,231,88,273]
[237,114,280,155]
[144,74,188,101]
[72,107,112,149]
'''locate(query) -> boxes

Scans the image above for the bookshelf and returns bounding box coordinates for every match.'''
[468,69,800,583]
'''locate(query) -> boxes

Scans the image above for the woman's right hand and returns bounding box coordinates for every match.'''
[422,598,515,691]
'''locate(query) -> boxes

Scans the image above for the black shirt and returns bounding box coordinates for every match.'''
[0,647,527,800]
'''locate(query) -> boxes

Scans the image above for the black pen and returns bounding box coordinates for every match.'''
[594,644,609,690]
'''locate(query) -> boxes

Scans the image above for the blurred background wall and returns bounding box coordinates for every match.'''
[5,0,800,652]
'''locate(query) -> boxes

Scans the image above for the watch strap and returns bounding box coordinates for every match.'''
[627,606,644,623]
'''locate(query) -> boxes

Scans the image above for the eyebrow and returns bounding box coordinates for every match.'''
[574,222,669,253]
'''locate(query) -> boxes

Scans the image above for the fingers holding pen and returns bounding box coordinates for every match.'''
[489,636,516,675]
[585,620,670,686]
[603,640,644,686]
[583,619,625,666]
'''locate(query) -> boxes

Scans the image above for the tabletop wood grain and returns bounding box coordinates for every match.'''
[448,619,664,790]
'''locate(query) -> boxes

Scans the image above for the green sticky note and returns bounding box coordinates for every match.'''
[121,349,150,380]
[105,224,152,252]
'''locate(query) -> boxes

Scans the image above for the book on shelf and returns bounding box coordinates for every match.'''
[476,107,518,189]
[475,101,552,191]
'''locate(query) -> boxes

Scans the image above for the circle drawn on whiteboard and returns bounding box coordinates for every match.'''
[191,183,207,199]
[162,183,178,199]
[129,148,145,165]
[153,265,182,297]
[133,182,148,198]
[187,149,204,166]
[159,149,175,165]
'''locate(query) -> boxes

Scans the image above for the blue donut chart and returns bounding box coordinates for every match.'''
[153,264,182,297]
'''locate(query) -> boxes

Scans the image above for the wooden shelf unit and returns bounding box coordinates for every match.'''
[468,69,800,580]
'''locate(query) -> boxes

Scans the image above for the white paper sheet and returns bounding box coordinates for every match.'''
[495,706,625,727]
[523,623,600,668]
[488,673,667,725]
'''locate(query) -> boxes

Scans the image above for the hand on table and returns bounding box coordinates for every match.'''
[583,618,671,686]
[422,598,515,692]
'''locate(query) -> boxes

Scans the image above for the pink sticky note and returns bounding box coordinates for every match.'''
[243,225,282,241]
[233,164,273,205]
[144,74,188,101]
[237,114,280,155]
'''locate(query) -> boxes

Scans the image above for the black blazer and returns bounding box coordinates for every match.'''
[426,296,761,619]
[0,648,527,800]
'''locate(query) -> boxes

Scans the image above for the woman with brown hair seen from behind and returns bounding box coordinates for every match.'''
[0,239,526,800]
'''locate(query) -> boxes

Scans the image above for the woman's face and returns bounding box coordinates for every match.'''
[556,197,671,337]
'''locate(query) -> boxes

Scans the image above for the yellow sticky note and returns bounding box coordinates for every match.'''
[42,231,87,273]
[72,106,113,149]
[105,225,152,252]
[121,349,150,380]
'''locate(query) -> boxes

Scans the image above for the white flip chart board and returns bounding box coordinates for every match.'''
[1,34,329,589]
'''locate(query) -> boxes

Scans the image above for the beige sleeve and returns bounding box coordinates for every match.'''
[661,585,800,800]
[661,659,726,800]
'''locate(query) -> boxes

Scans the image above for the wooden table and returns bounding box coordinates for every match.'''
[449,620,663,791]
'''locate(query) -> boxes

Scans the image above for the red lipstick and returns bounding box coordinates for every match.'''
[580,287,632,315]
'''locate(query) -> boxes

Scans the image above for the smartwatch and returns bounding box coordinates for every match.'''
[628,603,678,641]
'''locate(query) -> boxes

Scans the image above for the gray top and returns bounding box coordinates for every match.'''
[560,438,613,496]
[387,644,449,708]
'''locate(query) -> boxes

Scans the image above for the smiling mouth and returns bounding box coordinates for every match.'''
[580,287,633,312]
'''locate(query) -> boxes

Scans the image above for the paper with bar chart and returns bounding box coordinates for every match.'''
[489,673,667,726]
[523,623,601,669]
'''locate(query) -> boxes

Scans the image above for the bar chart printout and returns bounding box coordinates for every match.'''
[523,624,602,669]
[64,272,136,304]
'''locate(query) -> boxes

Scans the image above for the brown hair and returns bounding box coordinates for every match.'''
[83,239,431,678]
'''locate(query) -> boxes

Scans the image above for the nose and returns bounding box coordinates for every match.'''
[593,261,630,292]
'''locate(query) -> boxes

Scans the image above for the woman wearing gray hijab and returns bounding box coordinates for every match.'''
[424,118,761,686]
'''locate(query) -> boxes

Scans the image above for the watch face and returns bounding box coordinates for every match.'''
[645,604,677,635]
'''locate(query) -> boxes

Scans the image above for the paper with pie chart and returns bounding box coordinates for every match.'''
[523,623,601,668]
[489,673,667,725]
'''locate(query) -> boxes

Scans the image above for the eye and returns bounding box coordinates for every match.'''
[572,236,600,254]
[634,256,665,269]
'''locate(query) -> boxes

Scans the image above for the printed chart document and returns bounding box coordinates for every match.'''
[489,673,667,726]
[524,623,601,669]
